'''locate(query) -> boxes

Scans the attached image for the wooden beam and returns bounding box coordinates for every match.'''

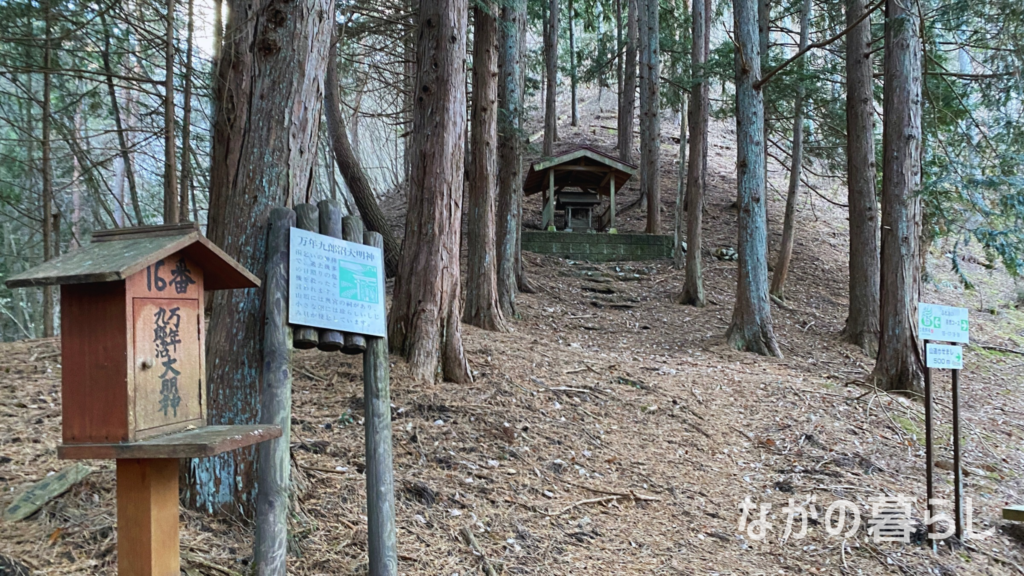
[117,458,180,576]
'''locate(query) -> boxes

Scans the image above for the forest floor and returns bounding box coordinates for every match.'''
[4,94,1024,575]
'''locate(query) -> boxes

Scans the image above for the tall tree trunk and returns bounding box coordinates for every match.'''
[179,0,194,220]
[464,1,506,332]
[674,95,687,269]
[41,0,54,338]
[727,0,781,357]
[679,0,710,306]
[569,0,578,127]
[872,0,924,393]
[543,0,559,155]
[618,0,637,163]
[769,0,810,299]
[842,0,880,355]
[615,0,623,103]
[496,0,526,319]
[186,0,334,516]
[325,40,401,277]
[101,14,143,226]
[388,0,472,384]
[639,0,660,233]
[759,0,770,242]
[163,0,179,224]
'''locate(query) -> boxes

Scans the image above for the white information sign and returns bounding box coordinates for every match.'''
[926,343,963,370]
[918,303,969,344]
[289,227,386,337]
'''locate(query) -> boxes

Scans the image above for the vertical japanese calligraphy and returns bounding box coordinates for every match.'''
[153,306,182,417]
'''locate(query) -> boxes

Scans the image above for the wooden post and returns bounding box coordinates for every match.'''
[317,200,345,351]
[363,230,397,576]
[952,368,964,539]
[547,169,556,231]
[924,362,936,551]
[608,176,617,234]
[293,203,319,349]
[117,458,180,576]
[342,216,367,354]
[255,207,294,575]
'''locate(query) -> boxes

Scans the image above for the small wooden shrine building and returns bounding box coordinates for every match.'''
[523,147,636,233]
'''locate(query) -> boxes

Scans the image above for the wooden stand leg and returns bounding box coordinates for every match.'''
[117,459,180,576]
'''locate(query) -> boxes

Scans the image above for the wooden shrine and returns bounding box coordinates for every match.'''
[523,147,636,233]
[5,222,281,576]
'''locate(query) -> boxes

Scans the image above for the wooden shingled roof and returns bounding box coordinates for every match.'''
[5,222,260,290]
[523,146,637,196]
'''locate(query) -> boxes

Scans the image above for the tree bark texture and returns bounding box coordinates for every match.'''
[727,0,781,357]
[769,0,810,300]
[388,0,472,384]
[872,0,924,393]
[325,40,401,277]
[679,0,710,306]
[163,0,179,224]
[543,0,559,156]
[674,94,687,270]
[496,0,526,319]
[254,207,293,576]
[41,0,54,338]
[179,0,195,221]
[639,0,660,233]
[569,0,578,127]
[187,0,333,516]
[842,0,881,355]
[617,0,638,163]
[465,2,507,332]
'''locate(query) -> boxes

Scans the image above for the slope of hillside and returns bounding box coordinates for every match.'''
[3,102,1024,575]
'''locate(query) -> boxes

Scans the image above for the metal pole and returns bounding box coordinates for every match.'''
[952,367,964,539]
[924,360,936,551]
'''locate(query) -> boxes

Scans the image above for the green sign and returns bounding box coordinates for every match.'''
[339,262,379,304]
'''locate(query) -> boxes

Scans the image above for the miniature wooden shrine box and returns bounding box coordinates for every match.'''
[5,223,261,448]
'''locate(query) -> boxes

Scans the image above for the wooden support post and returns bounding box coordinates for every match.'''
[293,204,319,349]
[952,368,964,539]
[547,169,556,231]
[342,216,367,354]
[255,207,294,575]
[924,363,936,551]
[363,230,397,576]
[317,200,345,351]
[117,458,180,576]
[608,176,617,234]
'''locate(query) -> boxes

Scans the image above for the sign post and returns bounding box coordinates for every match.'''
[919,302,969,543]
[278,206,396,576]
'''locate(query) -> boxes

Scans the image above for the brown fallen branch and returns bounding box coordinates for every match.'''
[460,526,500,576]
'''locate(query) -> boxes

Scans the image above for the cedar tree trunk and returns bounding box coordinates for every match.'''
[618,0,637,163]
[464,1,507,332]
[769,0,810,299]
[639,0,661,234]
[872,0,924,393]
[679,0,710,306]
[497,0,527,318]
[543,0,559,156]
[388,0,472,384]
[186,0,333,515]
[727,0,781,357]
[842,0,881,355]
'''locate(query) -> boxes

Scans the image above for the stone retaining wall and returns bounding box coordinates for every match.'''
[521,231,673,262]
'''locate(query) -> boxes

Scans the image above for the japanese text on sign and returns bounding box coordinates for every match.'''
[289,227,386,337]
[153,306,182,417]
[918,303,969,344]
[925,343,963,370]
